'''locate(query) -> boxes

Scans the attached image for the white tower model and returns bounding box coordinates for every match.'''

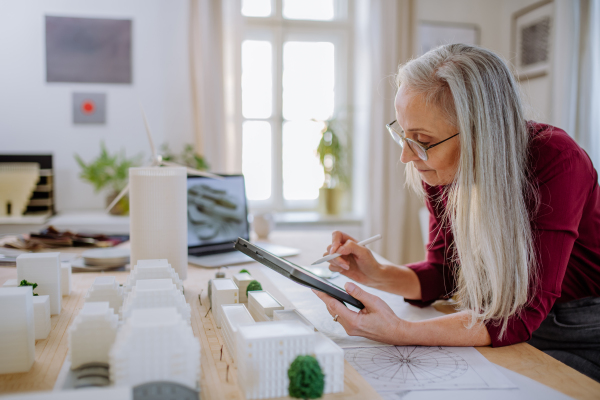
[129,167,188,280]
[17,252,61,315]
[0,286,35,374]
[109,307,200,389]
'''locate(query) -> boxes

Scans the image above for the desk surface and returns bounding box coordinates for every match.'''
[1,230,599,399]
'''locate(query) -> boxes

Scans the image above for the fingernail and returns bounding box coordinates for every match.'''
[346,282,356,292]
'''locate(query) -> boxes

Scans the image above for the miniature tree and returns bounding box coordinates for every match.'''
[288,355,324,399]
[239,269,250,275]
[19,280,39,296]
[246,280,262,297]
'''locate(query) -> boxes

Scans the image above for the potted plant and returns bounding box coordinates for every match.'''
[316,119,347,215]
[74,142,142,215]
[160,143,210,171]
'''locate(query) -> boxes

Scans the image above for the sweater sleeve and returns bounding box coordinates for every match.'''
[486,147,594,347]
[404,185,456,306]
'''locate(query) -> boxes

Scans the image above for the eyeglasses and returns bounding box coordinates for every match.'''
[386,120,460,161]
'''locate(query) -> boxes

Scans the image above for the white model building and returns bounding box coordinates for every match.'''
[120,279,191,323]
[314,332,344,394]
[211,278,239,328]
[109,307,200,389]
[236,321,315,399]
[33,295,51,340]
[84,276,124,312]
[17,252,61,315]
[61,261,72,296]
[247,291,283,322]
[233,273,253,302]
[273,309,315,331]
[0,286,35,373]
[123,259,183,293]
[69,302,119,369]
[2,278,18,287]
[220,304,255,361]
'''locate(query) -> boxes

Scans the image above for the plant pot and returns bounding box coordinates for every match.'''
[319,187,342,215]
[106,191,130,216]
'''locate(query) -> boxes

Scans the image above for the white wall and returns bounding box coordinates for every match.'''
[0,0,195,212]
[414,0,553,123]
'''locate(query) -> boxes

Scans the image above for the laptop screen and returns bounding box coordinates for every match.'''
[187,175,250,254]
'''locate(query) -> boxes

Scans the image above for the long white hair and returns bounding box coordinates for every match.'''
[397,44,538,338]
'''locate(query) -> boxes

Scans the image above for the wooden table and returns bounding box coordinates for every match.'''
[0,230,599,399]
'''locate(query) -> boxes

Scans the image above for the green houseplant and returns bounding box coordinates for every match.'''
[74,142,142,215]
[160,143,210,171]
[316,119,347,215]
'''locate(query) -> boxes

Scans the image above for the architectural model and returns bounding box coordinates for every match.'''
[2,278,18,287]
[84,276,124,312]
[0,286,35,373]
[124,259,183,293]
[273,309,315,331]
[211,278,239,328]
[33,295,51,340]
[129,167,188,280]
[314,332,344,394]
[120,279,191,323]
[220,304,255,361]
[61,261,72,296]
[233,272,253,302]
[109,307,200,389]
[17,252,61,315]
[247,290,283,322]
[68,302,118,369]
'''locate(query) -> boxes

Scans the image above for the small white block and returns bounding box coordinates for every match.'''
[61,262,72,296]
[0,287,35,373]
[33,295,51,340]
[17,252,61,315]
[233,273,253,302]
[273,309,315,331]
[220,304,255,360]
[211,279,239,328]
[2,279,18,287]
[247,291,283,322]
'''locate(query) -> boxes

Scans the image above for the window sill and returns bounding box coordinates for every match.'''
[273,211,362,226]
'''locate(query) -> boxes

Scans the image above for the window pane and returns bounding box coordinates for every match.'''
[242,41,272,119]
[283,41,335,121]
[243,121,272,200]
[282,120,325,200]
[242,0,271,17]
[283,0,334,20]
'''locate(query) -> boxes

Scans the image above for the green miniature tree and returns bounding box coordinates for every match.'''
[288,355,324,399]
[19,280,39,296]
[246,280,262,297]
[239,269,250,275]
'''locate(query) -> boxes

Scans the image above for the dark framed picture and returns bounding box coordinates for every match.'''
[418,21,480,56]
[512,0,554,80]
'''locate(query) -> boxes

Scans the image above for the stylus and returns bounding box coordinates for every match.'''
[310,234,382,265]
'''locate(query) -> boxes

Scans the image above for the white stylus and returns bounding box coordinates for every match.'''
[310,234,382,265]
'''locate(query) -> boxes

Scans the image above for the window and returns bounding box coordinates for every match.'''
[239,0,353,211]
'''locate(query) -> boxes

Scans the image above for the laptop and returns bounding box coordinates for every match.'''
[186,174,300,268]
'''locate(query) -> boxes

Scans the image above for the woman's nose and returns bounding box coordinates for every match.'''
[399,142,420,164]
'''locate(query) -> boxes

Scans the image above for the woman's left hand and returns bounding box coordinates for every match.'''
[312,282,409,345]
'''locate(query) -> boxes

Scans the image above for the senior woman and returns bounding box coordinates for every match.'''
[313,44,600,381]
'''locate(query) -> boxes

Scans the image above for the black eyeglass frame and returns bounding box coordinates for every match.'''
[386,120,460,161]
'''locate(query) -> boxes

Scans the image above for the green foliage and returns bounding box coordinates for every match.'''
[316,119,347,188]
[19,280,39,296]
[288,355,325,399]
[246,280,262,297]
[239,269,250,275]
[160,143,210,171]
[74,141,142,193]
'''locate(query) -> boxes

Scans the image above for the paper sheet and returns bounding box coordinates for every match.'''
[344,345,516,392]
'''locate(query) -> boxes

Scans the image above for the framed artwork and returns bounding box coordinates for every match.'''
[46,16,132,83]
[418,21,480,56]
[512,0,554,80]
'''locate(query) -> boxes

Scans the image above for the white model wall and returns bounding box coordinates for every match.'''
[415,0,552,123]
[0,0,195,212]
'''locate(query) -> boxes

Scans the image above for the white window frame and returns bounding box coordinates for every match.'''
[238,1,354,213]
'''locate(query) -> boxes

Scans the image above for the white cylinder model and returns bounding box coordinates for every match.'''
[129,167,188,280]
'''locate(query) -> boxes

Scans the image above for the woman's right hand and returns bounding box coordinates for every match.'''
[325,231,386,287]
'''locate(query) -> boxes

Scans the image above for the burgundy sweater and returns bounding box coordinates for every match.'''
[406,122,600,347]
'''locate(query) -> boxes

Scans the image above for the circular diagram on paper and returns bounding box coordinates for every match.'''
[345,346,468,385]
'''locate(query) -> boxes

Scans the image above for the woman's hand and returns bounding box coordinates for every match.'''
[325,231,386,288]
[312,282,409,345]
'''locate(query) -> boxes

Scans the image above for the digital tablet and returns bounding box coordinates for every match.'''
[234,237,364,309]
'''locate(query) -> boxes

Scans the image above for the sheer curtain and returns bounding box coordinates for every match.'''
[357,0,425,265]
[551,0,600,171]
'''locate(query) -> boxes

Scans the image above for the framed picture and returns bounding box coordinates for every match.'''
[512,0,554,80]
[418,21,480,56]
